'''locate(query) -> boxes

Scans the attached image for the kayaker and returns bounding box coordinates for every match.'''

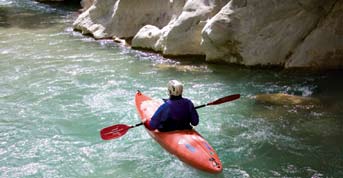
[143,80,199,132]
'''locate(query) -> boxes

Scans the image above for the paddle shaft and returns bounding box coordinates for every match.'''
[195,104,206,109]
[132,122,143,128]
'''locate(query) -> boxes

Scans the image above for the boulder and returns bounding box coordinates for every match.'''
[155,0,229,55]
[131,25,161,50]
[73,0,117,38]
[132,0,229,55]
[255,93,320,106]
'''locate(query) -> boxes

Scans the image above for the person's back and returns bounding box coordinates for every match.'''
[144,80,199,132]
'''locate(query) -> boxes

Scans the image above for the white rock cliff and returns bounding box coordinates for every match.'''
[73,0,343,69]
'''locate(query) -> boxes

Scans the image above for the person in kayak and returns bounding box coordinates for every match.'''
[143,80,199,132]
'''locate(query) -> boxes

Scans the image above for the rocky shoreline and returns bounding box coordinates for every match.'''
[45,0,343,70]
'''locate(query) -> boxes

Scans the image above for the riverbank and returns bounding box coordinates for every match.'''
[72,0,343,70]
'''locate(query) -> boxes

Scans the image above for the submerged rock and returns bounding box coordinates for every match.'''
[153,63,211,73]
[255,93,320,106]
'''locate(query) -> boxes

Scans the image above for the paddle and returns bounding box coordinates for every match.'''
[100,123,143,140]
[100,94,240,140]
[194,94,240,109]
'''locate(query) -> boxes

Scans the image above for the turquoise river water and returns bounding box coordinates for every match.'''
[1,1,342,177]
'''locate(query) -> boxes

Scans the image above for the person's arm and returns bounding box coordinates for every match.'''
[143,120,154,130]
[189,101,199,126]
[146,103,169,131]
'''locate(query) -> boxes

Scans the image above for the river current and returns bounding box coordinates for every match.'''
[1,1,342,177]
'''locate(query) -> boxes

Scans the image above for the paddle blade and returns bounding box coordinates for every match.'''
[100,124,132,140]
[207,94,240,106]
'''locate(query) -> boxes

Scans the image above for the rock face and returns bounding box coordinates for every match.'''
[202,0,332,65]
[132,0,228,55]
[80,0,94,11]
[73,0,343,70]
[73,0,184,39]
[285,1,343,69]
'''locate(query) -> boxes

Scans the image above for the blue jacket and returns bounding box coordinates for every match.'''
[147,96,199,132]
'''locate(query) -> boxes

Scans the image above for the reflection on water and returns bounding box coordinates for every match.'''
[0,0,79,29]
[0,10,58,29]
[0,0,343,177]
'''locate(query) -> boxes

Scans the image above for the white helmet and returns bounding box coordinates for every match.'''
[168,80,183,96]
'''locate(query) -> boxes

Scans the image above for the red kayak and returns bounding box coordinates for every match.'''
[135,91,223,173]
